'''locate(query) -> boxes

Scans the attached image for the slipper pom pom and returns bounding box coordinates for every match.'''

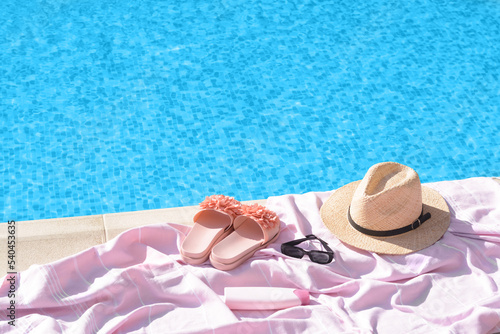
[242,204,280,230]
[199,195,242,217]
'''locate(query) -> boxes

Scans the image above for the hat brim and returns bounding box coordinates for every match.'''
[320,181,451,255]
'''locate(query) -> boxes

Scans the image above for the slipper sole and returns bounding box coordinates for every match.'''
[209,230,280,271]
[181,227,234,265]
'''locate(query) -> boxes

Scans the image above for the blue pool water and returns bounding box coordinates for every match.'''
[1,0,499,222]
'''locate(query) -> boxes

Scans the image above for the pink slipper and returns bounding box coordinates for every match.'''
[180,195,242,265]
[209,203,280,271]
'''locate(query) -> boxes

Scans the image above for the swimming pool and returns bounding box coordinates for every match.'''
[1,0,499,222]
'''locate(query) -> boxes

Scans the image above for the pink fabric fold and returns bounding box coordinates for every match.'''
[1,177,500,333]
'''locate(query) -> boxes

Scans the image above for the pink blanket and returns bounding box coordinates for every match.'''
[2,177,500,333]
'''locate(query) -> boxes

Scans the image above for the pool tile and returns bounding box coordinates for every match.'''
[2,0,499,222]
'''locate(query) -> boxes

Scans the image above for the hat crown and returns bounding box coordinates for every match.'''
[350,162,422,232]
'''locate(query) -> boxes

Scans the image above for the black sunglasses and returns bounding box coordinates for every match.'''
[281,234,334,264]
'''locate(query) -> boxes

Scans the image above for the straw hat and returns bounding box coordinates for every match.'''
[320,162,450,255]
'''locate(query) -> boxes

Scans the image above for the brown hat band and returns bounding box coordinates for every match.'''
[347,207,432,237]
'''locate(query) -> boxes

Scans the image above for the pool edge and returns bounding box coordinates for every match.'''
[2,177,499,274]
[0,199,267,273]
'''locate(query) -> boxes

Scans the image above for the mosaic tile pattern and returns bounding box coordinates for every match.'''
[0,0,499,221]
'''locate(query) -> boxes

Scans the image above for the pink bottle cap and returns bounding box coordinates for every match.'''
[293,289,310,305]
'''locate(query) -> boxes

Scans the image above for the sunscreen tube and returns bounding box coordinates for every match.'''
[224,287,310,310]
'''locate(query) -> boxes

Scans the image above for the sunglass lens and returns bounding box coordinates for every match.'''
[309,251,332,264]
[283,246,304,258]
